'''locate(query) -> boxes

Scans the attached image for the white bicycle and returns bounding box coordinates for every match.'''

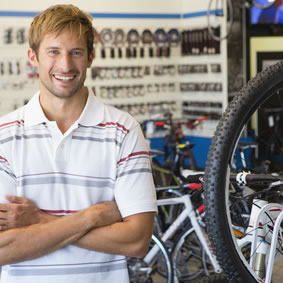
[128,178,223,283]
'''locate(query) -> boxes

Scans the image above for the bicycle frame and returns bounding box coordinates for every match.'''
[234,198,283,283]
[143,187,222,282]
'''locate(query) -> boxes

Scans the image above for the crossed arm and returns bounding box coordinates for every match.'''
[0,195,155,266]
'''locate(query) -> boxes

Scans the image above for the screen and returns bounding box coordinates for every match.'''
[251,0,283,24]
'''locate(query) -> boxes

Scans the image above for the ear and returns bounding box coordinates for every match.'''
[87,51,94,68]
[27,48,38,67]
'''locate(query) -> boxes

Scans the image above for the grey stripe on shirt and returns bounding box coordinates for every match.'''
[8,261,127,276]
[72,135,122,147]
[0,134,52,144]
[18,176,115,189]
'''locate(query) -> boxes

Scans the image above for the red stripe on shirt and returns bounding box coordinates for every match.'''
[117,151,149,164]
[97,122,129,133]
[0,156,7,162]
[0,120,24,128]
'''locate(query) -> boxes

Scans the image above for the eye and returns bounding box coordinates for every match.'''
[72,50,82,56]
[49,50,59,55]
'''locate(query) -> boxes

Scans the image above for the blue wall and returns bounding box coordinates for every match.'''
[150,136,211,169]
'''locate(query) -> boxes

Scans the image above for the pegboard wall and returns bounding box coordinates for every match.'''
[0,0,228,138]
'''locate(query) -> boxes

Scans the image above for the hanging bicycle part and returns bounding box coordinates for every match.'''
[114,28,125,58]
[100,28,114,58]
[154,28,168,57]
[207,0,234,41]
[126,29,140,58]
[167,28,181,58]
[141,29,154,57]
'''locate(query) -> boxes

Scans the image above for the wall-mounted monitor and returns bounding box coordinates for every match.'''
[251,0,283,24]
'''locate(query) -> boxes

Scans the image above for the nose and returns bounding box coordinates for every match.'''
[59,53,73,72]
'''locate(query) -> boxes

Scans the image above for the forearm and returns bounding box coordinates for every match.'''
[0,196,153,259]
[0,202,121,265]
[0,209,91,265]
[74,212,155,257]
[39,211,154,257]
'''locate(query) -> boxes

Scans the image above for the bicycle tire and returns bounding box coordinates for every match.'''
[204,60,283,282]
[127,234,174,283]
[172,226,216,281]
[189,273,229,283]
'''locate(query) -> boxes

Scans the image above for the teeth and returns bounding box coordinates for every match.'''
[54,75,75,81]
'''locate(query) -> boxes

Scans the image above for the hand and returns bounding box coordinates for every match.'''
[86,201,122,228]
[0,195,44,230]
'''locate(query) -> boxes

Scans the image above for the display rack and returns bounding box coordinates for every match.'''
[0,5,228,139]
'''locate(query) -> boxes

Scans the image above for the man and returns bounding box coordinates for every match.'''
[0,4,157,283]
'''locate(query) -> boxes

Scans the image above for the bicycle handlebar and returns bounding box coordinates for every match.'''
[185,174,204,183]
[183,172,281,186]
[230,172,281,186]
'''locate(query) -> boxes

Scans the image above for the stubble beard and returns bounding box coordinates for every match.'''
[41,71,87,99]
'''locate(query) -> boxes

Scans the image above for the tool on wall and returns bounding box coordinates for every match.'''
[114,29,125,58]
[154,28,167,57]
[100,28,114,58]
[126,29,140,58]
[167,28,181,57]
[141,29,154,57]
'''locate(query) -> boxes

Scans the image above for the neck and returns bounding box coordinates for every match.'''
[39,87,88,134]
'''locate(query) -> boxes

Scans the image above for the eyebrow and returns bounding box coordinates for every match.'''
[46,47,86,51]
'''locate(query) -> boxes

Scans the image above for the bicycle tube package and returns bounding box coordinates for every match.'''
[204,60,283,282]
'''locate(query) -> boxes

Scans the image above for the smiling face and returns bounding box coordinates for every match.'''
[28,29,94,100]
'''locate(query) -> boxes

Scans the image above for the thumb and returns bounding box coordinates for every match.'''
[5,195,26,204]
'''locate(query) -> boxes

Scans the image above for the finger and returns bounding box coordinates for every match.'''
[5,195,26,204]
[0,203,8,212]
[0,219,8,225]
[0,212,8,219]
[0,225,9,231]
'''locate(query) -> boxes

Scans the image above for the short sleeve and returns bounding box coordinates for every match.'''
[115,124,157,218]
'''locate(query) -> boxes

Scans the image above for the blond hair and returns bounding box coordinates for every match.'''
[29,4,95,58]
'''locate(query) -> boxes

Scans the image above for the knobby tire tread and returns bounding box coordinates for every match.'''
[204,61,283,282]
[189,273,229,283]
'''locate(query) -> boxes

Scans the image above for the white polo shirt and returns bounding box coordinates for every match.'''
[0,88,157,283]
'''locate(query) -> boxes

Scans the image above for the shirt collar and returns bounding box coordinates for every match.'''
[77,87,105,126]
[24,88,105,127]
[24,90,49,126]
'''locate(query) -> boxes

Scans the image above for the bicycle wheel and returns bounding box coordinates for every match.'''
[151,158,173,187]
[127,234,173,283]
[204,60,283,282]
[172,226,215,281]
[189,273,228,283]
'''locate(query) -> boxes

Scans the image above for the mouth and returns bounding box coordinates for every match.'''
[53,74,76,82]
